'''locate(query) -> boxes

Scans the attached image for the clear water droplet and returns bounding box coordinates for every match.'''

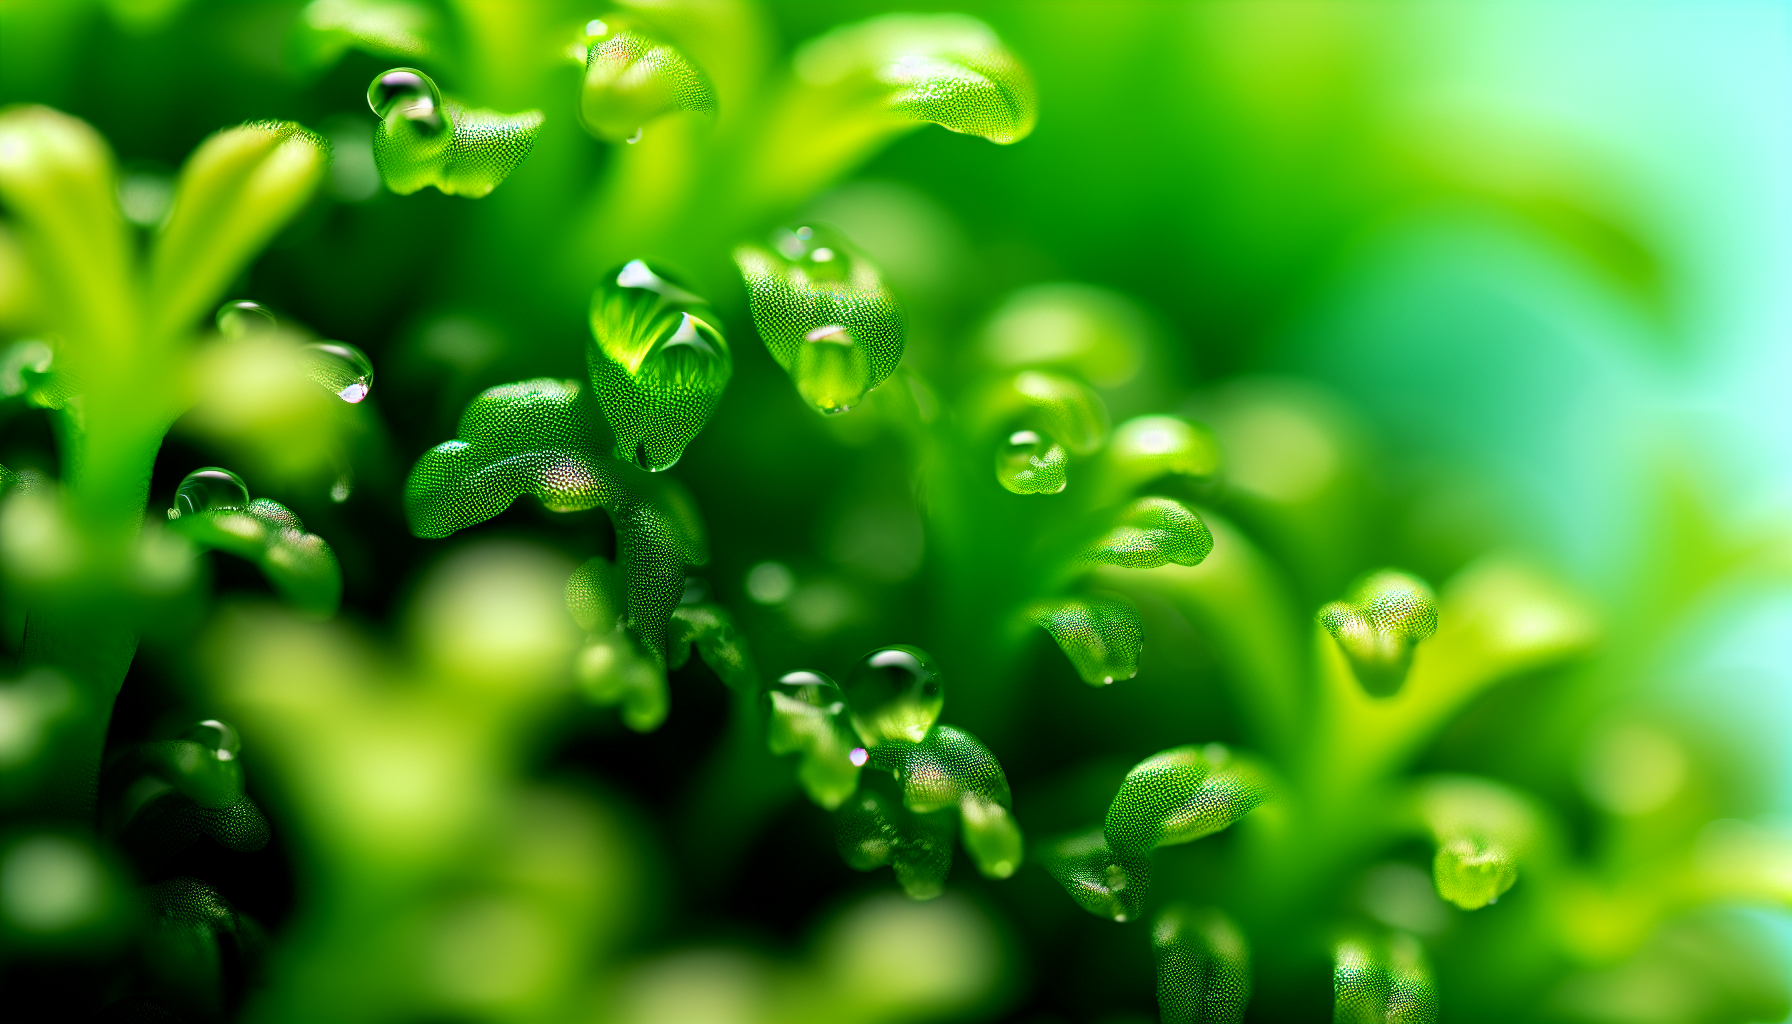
[624,126,643,144]
[169,467,249,520]
[778,670,843,707]
[842,644,943,746]
[367,67,445,135]
[180,719,242,761]
[849,747,870,766]
[302,342,375,403]
[585,19,609,38]
[996,428,1068,495]
[215,300,276,339]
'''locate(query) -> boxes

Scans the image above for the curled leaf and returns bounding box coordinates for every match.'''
[369,68,541,198]
[1029,592,1144,685]
[579,23,718,142]
[169,498,341,618]
[588,259,732,472]
[1086,497,1213,569]
[1417,776,1535,910]
[406,378,708,660]
[1320,570,1438,697]
[734,225,905,416]
[1105,744,1270,858]
[1153,904,1251,1024]
[869,724,1023,879]
[1041,828,1148,923]
[794,14,1037,144]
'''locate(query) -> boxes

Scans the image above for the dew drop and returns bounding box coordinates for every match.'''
[367,67,445,135]
[996,429,1068,495]
[841,644,943,746]
[180,719,242,761]
[215,300,276,339]
[849,747,869,767]
[302,342,375,403]
[168,468,249,520]
[777,670,843,708]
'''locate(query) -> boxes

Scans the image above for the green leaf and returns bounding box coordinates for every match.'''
[995,428,1068,495]
[291,0,437,71]
[1086,497,1214,569]
[169,498,341,618]
[149,121,329,341]
[1417,775,1535,910]
[1040,828,1148,923]
[370,68,542,198]
[1029,592,1143,686]
[1107,415,1220,490]
[588,260,733,472]
[835,785,956,900]
[766,671,863,810]
[869,724,1023,879]
[405,378,708,661]
[579,23,718,143]
[793,14,1037,144]
[0,106,137,356]
[668,602,756,690]
[134,739,243,810]
[576,628,668,733]
[1002,370,1109,454]
[1153,904,1251,1024]
[1105,744,1269,858]
[1319,570,1438,697]
[1334,934,1438,1024]
[734,224,905,416]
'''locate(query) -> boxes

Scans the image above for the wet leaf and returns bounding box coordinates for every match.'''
[1334,933,1438,1024]
[1029,592,1144,685]
[169,498,341,618]
[579,23,718,142]
[588,260,732,472]
[835,786,956,900]
[1086,497,1213,569]
[369,68,541,198]
[869,724,1023,879]
[735,225,904,416]
[668,602,756,690]
[1320,570,1438,697]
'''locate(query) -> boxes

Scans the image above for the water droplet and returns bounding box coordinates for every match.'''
[841,644,942,746]
[180,719,241,761]
[330,473,352,503]
[169,468,249,520]
[735,225,904,417]
[849,747,869,767]
[996,428,1068,495]
[777,669,843,707]
[302,342,375,403]
[367,67,445,135]
[215,300,276,339]
[624,126,642,144]
[580,28,718,142]
[588,259,732,472]
[746,561,795,604]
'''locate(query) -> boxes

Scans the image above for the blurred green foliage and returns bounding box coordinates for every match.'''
[1,1,1790,1022]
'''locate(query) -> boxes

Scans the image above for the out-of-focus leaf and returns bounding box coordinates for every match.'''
[1416,775,1535,910]
[579,22,718,142]
[668,602,756,690]
[979,283,1151,386]
[767,671,862,810]
[292,0,437,71]
[169,498,341,618]
[1153,903,1251,1024]
[836,786,956,900]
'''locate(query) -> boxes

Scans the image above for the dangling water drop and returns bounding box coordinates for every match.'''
[169,467,249,520]
[215,300,276,339]
[996,428,1068,495]
[366,67,445,135]
[302,342,375,403]
[735,225,904,417]
[180,719,242,761]
[841,645,943,746]
[588,258,732,472]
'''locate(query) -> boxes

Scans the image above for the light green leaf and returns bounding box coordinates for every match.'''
[1107,415,1220,490]
[835,786,956,900]
[579,23,718,143]
[588,259,732,472]
[794,14,1037,144]
[405,378,708,660]
[869,724,1023,879]
[995,428,1068,495]
[1086,497,1213,569]
[1417,775,1535,910]
[1040,828,1148,923]
[1153,904,1251,1024]
[1105,744,1269,857]
[734,224,904,416]
[1319,569,1438,697]
[149,121,329,341]
[293,0,437,71]
[766,670,862,810]
[978,282,1151,386]
[169,498,341,617]
[1029,592,1143,686]
[370,68,541,198]
[668,602,756,690]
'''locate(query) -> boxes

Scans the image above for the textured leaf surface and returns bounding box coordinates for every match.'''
[1334,934,1438,1024]
[170,498,341,618]
[735,225,904,416]
[1320,570,1438,697]
[1030,592,1143,685]
[1418,775,1534,910]
[1041,828,1148,922]
[794,14,1037,144]
[580,26,717,142]
[1153,904,1251,1024]
[869,724,1022,878]
[588,260,732,472]
[372,69,541,198]
[406,378,707,660]
[1086,497,1214,569]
